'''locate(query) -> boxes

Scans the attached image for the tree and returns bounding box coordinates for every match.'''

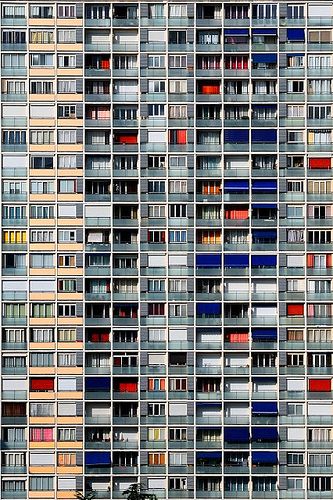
[75,491,96,500]
[122,483,157,500]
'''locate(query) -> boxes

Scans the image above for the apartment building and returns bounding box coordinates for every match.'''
[1,0,333,498]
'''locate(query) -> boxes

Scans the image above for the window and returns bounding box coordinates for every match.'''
[58,329,76,342]
[58,55,76,68]
[30,53,53,67]
[288,105,305,118]
[169,378,187,391]
[30,5,53,18]
[148,403,165,416]
[148,279,165,292]
[148,55,165,68]
[148,329,166,342]
[148,80,165,93]
[169,55,187,68]
[169,4,187,17]
[58,4,76,18]
[58,105,76,119]
[58,427,76,441]
[58,179,76,193]
[288,130,304,143]
[58,255,76,267]
[148,428,165,441]
[30,31,53,44]
[3,5,26,18]
[2,130,26,145]
[30,353,54,367]
[148,378,166,391]
[288,81,304,93]
[148,104,165,116]
[58,354,76,367]
[30,130,54,145]
[57,453,76,466]
[148,452,166,465]
[58,279,76,293]
[58,230,76,243]
[30,328,54,342]
[148,180,165,193]
[169,180,187,193]
[169,230,187,243]
[169,452,187,466]
[58,80,76,93]
[57,30,76,43]
[3,230,26,244]
[169,80,187,93]
[31,303,54,318]
[30,181,54,194]
[58,304,76,317]
[169,205,187,218]
[148,4,165,18]
[30,206,54,219]
[169,105,187,119]
[30,231,54,243]
[149,205,166,218]
[287,4,304,19]
[58,155,77,169]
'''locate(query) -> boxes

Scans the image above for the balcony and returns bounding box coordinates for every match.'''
[85,43,111,52]
[1,440,27,450]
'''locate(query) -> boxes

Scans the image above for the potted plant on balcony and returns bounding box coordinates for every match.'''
[75,491,96,500]
[123,483,157,500]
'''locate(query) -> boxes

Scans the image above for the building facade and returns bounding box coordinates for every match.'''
[1,0,333,498]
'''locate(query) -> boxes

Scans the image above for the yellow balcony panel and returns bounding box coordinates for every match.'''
[57,466,83,475]
[57,193,83,202]
[57,244,83,252]
[57,367,83,376]
[30,491,54,499]
[57,441,83,449]
[29,18,55,26]
[57,492,77,500]
[57,68,83,77]
[57,218,83,226]
[57,43,83,52]
[58,317,83,326]
[30,416,55,425]
[58,93,83,102]
[30,292,56,301]
[57,118,83,128]
[57,268,83,277]
[57,416,82,425]
[30,169,55,177]
[30,93,55,102]
[57,18,83,26]
[30,119,56,127]
[57,145,83,153]
[58,341,83,350]
[30,219,56,227]
[57,292,83,301]
[30,342,56,350]
[57,391,83,400]
[58,168,83,177]
[29,243,55,252]
[29,392,55,400]
[29,144,56,152]
[30,466,55,474]
[29,43,55,51]
[30,317,56,326]
[30,367,55,375]
[30,268,56,276]
[30,441,55,449]
[30,194,56,202]
[30,68,56,78]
